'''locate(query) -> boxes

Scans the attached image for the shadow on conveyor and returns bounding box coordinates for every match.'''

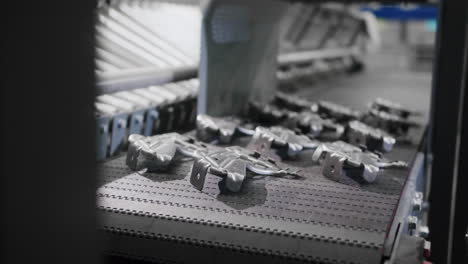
[344,170,407,196]
[97,155,192,188]
[215,168,307,210]
[215,173,269,210]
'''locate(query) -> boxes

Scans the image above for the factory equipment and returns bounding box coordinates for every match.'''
[92,1,447,263]
[4,1,468,264]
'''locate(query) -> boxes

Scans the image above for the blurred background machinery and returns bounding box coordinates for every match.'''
[94,0,374,160]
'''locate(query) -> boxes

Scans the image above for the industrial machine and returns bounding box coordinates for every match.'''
[93,1,442,263]
[2,1,466,264]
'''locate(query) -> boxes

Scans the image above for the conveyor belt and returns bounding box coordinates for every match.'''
[97,125,423,263]
[97,48,431,263]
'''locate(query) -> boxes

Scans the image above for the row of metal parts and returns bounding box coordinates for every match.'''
[255,92,421,140]
[125,95,419,193]
[95,79,199,160]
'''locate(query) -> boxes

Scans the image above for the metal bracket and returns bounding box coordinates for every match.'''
[125,132,301,192]
[247,101,291,124]
[190,157,212,191]
[248,126,318,159]
[312,100,361,122]
[345,120,396,152]
[295,111,344,139]
[196,114,252,143]
[126,134,177,172]
[370,98,419,119]
[322,152,346,181]
[362,109,419,137]
[313,141,407,183]
[274,91,312,112]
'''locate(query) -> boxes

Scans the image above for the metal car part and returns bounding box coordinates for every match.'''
[247,101,291,124]
[273,91,313,111]
[190,146,300,193]
[248,126,319,159]
[312,141,408,183]
[248,101,345,140]
[312,100,361,122]
[295,111,345,139]
[370,98,419,119]
[196,114,253,144]
[125,132,300,193]
[126,134,177,172]
[345,120,396,152]
[362,109,419,136]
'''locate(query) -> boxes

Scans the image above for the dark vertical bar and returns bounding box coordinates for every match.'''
[453,31,468,264]
[1,2,98,264]
[428,0,468,263]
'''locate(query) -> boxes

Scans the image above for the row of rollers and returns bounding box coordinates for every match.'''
[95,79,199,160]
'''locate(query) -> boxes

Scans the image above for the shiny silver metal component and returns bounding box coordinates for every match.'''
[321,152,347,182]
[248,126,319,158]
[370,98,419,118]
[196,114,252,143]
[126,134,177,172]
[190,146,299,193]
[125,132,299,192]
[295,111,344,139]
[248,100,345,140]
[312,141,408,183]
[346,120,396,152]
[312,100,361,122]
[362,108,419,136]
[312,141,362,162]
[274,92,312,111]
[126,132,209,172]
[248,101,290,123]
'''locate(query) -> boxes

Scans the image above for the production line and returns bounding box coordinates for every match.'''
[92,1,452,263]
